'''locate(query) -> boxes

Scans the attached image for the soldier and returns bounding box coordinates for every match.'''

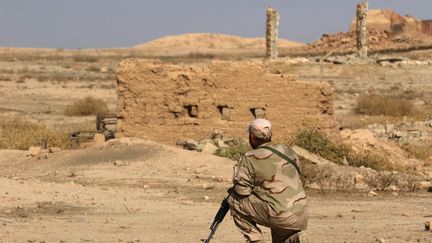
[227,118,308,243]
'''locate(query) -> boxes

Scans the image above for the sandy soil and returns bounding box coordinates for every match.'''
[0,139,430,243]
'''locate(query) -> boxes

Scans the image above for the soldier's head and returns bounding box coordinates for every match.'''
[248,118,272,149]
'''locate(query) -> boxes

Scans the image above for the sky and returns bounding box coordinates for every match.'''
[0,0,431,49]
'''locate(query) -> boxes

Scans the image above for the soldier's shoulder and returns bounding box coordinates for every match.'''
[266,144,298,160]
[244,147,273,160]
[281,145,298,159]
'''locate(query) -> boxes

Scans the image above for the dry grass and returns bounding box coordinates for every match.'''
[217,129,398,172]
[73,55,99,63]
[215,138,250,161]
[402,143,432,160]
[348,151,397,171]
[300,161,334,192]
[355,95,414,117]
[64,97,109,116]
[291,129,397,171]
[86,65,101,72]
[0,119,71,150]
[291,129,350,164]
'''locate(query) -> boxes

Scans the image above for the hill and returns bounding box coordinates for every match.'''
[134,33,304,56]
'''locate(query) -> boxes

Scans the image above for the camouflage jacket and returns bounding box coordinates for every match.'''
[232,142,308,214]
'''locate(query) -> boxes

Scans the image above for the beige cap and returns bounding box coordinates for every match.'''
[248,118,272,139]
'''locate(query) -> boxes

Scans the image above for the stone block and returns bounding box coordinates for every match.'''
[198,141,218,154]
[93,133,106,145]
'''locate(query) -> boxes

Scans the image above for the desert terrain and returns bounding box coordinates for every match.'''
[1,8,432,243]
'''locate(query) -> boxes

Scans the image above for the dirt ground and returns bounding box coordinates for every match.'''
[0,139,430,243]
[1,48,432,242]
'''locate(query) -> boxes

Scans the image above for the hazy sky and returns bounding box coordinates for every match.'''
[0,0,431,49]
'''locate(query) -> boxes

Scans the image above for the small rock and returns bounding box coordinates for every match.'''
[392,192,399,196]
[215,139,228,148]
[27,146,42,157]
[416,181,432,191]
[375,237,385,243]
[368,190,378,197]
[113,160,128,166]
[355,182,369,190]
[176,140,186,146]
[385,124,394,134]
[425,171,432,180]
[38,153,49,160]
[354,174,364,183]
[48,147,61,153]
[425,219,432,231]
[143,184,150,189]
[100,67,109,73]
[183,140,198,151]
[342,156,349,166]
[384,185,398,192]
[93,133,106,145]
[211,129,224,140]
[203,196,210,200]
[202,183,214,190]
[198,141,218,154]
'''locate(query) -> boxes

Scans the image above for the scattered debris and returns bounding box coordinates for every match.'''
[368,121,432,145]
[177,130,230,155]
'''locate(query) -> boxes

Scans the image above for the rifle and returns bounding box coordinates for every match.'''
[202,197,230,243]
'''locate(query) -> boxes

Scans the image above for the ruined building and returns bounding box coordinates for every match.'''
[115,60,338,144]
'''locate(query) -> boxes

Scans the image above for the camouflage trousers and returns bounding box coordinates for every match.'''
[227,193,307,243]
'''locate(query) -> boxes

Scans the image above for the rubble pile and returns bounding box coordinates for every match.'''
[303,9,432,54]
[176,130,230,154]
[367,117,432,144]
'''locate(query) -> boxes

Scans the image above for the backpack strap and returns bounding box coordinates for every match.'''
[260,146,301,175]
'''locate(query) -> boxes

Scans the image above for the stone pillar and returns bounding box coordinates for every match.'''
[266,7,280,60]
[356,1,368,59]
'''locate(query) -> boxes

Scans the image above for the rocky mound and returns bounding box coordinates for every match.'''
[304,9,432,54]
[341,129,426,170]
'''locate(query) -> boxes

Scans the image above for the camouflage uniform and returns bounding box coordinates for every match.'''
[228,142,308,243]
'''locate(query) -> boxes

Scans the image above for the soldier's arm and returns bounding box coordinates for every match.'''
[232,154,254,196]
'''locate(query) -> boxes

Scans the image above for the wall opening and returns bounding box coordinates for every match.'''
[217,105,232,120]
[250,108,266,119]
[184,105,198,118]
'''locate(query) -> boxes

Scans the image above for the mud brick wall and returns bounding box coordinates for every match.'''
[116,59,338,144]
